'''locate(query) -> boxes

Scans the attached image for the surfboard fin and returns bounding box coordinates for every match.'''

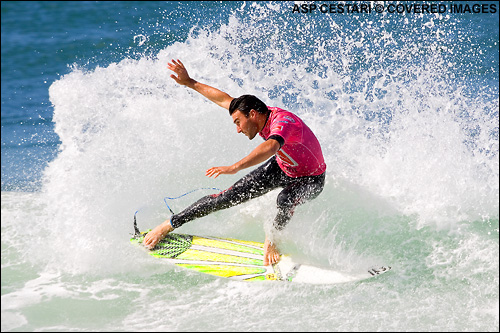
[133,214,141,238]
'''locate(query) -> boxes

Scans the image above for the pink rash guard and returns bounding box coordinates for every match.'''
[259,107,326,178]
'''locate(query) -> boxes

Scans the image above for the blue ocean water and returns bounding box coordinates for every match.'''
[1,1,499,332]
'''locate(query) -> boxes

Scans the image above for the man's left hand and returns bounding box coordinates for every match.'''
[205,165,237,178]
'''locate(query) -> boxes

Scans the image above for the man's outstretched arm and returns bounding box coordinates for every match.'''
[205,139,281,178]
[167,59,233,110]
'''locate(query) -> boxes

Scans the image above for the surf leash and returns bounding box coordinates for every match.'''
[163,187,222,214]
[133,187,222,235]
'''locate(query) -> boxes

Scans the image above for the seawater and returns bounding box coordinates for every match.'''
[1,1,498,331]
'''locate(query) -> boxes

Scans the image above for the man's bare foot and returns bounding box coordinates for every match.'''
[263,237,281,266]
[142,219,174,250]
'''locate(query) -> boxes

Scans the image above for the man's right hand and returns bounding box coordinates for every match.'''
[166,58,233,110]
[167,59,195,87]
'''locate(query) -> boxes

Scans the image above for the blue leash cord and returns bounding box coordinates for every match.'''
[133,187,222,236]
[163,187,222,215]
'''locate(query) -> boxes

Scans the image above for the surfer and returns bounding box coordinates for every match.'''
[143,59,326,266]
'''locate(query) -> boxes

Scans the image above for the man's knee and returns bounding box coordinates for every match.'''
[276,188,306,210]
[276,193,295,211]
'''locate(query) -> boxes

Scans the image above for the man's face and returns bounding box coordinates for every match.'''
[232,109,259,140]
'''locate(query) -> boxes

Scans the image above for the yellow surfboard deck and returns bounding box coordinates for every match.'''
[131,231,391,284]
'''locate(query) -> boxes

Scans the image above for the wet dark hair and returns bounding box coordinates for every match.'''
[229,95,269,117]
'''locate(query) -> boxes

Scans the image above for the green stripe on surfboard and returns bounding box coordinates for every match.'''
[176,264,266,278]
[174,249,263,266]
[192,236,264,256]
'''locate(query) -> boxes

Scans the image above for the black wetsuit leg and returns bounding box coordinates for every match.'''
[170,157,326,230]
[170,157,283,228]
[274,172,325,230]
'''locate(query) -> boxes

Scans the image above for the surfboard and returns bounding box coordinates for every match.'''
[131,231,391,284]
